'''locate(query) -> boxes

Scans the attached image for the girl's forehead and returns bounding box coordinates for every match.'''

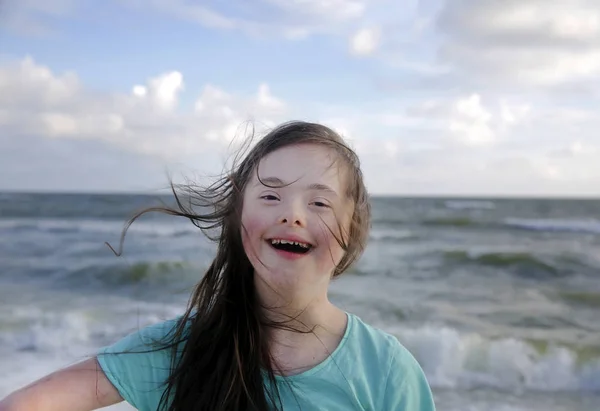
[261,143,336,163]
[255,144,344,188]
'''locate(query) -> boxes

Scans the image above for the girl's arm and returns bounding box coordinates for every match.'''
[0,358,123,411]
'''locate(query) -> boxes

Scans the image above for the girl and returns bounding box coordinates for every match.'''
[0,121,435,411]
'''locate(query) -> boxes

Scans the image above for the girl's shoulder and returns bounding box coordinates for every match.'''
[106,315,189,351]
[345,312,410,361]
[344,312,436,410]
[95,315,190,411]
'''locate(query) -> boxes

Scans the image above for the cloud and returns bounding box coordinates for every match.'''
[404,94,525,146]
[349,27,381,56]
[143,0,238,30]
[436,0,600,90]
[0,56,287,165]
[132,0,367,39]
[264,0,365,20]
[0,131,168,193]
[4,0,369,42]
[2,56,600,196]
[132,71,184,111]
[0,0,79,36]
[315,93,600,195]
[357,0,600,97]
[439,0,600,45]
[337,0,600,196]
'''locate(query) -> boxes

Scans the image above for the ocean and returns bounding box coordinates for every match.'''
[0,192,599,411]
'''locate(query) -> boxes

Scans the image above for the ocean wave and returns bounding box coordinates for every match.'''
[422,217,480,227]
[442,250,598,279]
[371,217,406,226]
[369,228,417,242]
[444,200,496,210]
[394,325,600,392]
[0,304,183,354]
[2,306,599,393]
[444,250,559,276]
[7,216,597,242]
[378,216,600,235]
[0,218,199,238]
[504,218,600,235]
[0,218,118,234]
[5,311,94,354]
[0,192,174,220]
[61,260,200,290]
[556,291,600,308]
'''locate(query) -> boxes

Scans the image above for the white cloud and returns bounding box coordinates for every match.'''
[444,0,600,43]
[4,0,370,43]
[449,94,494,145]
[353,0,600,96]
[334,0,600,195]
[256,83,286,111]
[0,56,81,109]
[132,85,147,97]
[2,56,600,196]
[0,0,79,36]
[404,94,501,146]
[263,0,365,20]
[500,100,531,125]
[349,27,381,56]
[132,0,367,40]
[0,131,169,193]
[436,0,600,89]
[301,97,600,195]
[0,56,287,163]
[146,0,238,30]
[139,71,185,111]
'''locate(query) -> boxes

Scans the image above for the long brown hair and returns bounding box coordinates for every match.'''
[107,121,371,410]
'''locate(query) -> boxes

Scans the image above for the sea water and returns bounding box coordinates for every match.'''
[1,192,599,410]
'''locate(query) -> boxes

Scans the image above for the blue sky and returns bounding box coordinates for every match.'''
[1,0,600,196]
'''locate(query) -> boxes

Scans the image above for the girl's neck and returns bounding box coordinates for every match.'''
[263,302,348,376]
[263,299,344,331]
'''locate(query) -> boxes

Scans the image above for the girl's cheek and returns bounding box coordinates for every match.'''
[241,209,265,235]
[315,219,340,247]
[240,215,260,251]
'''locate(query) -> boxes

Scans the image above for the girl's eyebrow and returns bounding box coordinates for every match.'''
[256,176,285,187]
[255,177,338,196]
[307,183,338,197]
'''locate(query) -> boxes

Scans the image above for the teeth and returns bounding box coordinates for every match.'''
[270,239,310,248]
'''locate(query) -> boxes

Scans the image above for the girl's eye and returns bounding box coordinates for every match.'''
[260,195,279,201]
[312,201,329,208]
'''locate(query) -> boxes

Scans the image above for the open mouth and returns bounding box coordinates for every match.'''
[267,238,313,254]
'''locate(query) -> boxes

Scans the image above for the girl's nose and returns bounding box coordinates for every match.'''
[278,203,306,227]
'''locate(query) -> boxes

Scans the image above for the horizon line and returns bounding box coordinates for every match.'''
[1,189,599,201]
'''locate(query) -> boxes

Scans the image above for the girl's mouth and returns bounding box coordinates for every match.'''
[266,238,313,255]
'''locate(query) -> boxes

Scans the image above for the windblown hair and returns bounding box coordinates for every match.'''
[107,121,371,411]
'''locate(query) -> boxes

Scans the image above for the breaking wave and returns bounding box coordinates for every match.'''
[442,250,597,279]
[444,200,496,210]
[503,218,600,235]
[394,325,600,392]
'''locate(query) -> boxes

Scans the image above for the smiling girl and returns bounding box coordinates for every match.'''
[0,121,436,411]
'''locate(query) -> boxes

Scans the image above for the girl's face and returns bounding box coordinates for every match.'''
[241,144,354,300]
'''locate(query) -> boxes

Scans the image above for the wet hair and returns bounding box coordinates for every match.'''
[107,121,371,410]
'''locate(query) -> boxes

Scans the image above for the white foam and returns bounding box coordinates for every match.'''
[0,217,199,238]
[445,200,496,210]
[370,228,416,241]
[391,324,600,392]
[504,218,600,234]
[0,300,184,409]
[0,296,185,354]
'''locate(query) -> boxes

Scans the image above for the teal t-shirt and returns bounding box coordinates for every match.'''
[97,312,436,410]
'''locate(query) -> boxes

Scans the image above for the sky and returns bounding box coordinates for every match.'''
[1,0,600,197]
